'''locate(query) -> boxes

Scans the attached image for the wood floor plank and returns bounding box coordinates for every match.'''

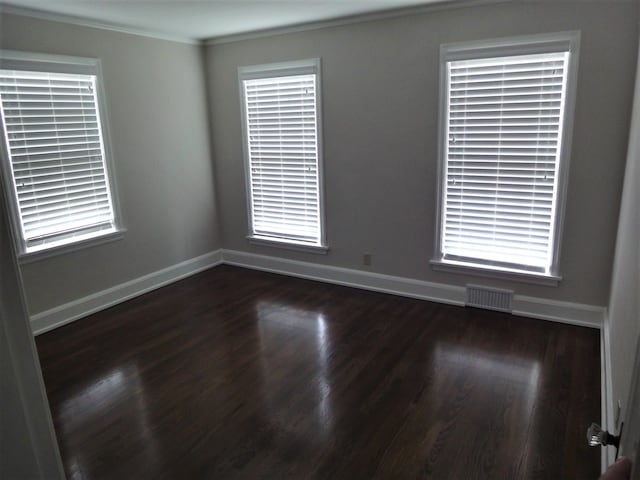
[35,265,601,479]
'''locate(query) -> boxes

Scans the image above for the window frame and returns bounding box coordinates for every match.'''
[431,32,581,286]
[238,58,328,254]
[0,50,124,263]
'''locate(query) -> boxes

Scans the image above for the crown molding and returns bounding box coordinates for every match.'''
[204,0,511,46]
[0,3,199,45]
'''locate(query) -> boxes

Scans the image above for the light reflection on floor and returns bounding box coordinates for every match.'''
[58,363,158,479]
[256,301,334,438]
[434,342,541,413]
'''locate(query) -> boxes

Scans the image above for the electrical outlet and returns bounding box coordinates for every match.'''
[363,253,372,266]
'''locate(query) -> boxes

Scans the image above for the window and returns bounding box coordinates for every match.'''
[432,32,580,283]
[239,58,326,251]
[0,51,122,260]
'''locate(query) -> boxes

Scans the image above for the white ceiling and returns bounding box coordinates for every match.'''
[0,0,463,42]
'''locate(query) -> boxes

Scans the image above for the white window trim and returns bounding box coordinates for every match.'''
[430,258,562,287]
[238,58,328,250]
[432,31,581,285]
[0,50,124,263]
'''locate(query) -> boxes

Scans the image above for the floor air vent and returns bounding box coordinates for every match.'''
[466,285,514,313]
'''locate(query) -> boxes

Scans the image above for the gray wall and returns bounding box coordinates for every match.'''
[607,34,640,440]
[0,13,220,315]
[206,1,638,306]
[1,2,637,317]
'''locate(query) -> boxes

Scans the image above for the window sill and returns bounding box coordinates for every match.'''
[247,235,329,255]
[430,258,561,287]
[19,228,126,265]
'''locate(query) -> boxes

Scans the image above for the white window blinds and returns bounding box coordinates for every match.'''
[440,50,572,273]
[0,67,116,253]
[240,61,324,247]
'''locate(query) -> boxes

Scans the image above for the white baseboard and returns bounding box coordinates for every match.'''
[31,250,223,335]
[31,248,605,337]
[512,295,604,328]
[222,249,467,306]
[222,249,605,328]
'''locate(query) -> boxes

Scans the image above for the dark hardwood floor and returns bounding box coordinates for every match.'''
[36,265,600,479]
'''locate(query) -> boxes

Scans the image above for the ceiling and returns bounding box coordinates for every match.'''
[0,0,465,42]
